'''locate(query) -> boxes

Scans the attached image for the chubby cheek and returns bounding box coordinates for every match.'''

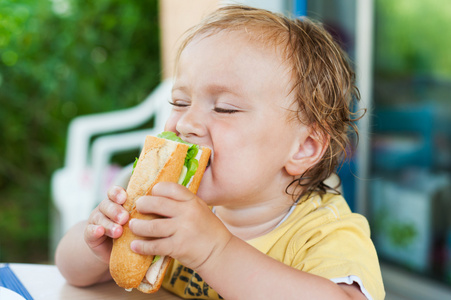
[197,153,241,202]
[194,154,226,204]
[195,160,219,203]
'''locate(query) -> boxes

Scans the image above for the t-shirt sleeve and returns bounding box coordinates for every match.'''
[290,213,385,300]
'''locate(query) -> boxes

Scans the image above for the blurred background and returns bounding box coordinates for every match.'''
[1,0,451,299]
[0,0,161,263]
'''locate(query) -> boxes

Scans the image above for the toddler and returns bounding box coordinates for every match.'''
[56,5,385,300]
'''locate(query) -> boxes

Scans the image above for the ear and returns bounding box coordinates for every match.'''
[285,127,329,176]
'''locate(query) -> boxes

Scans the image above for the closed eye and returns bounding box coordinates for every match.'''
[214,107,240,114]
[169,101,240,114]
[168,101,189,108]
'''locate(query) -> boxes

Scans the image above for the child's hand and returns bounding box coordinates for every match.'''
[128,182,233,271]
[84,186,130,264]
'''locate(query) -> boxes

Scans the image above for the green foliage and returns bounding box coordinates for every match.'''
[373,209,418,249]
[375,0,451,78]
[0,0,161,262]
[373,0,451,106]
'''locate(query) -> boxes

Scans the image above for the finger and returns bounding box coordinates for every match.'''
[107,185,127,205]
[84,224,107,248]
[89,210,124,239]
[135,195,179,217]
[129,218,175,238]
[130,237,174,257]
[98,199,129,225]
[151,182,195,202]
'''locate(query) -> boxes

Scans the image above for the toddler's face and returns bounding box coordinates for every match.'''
[165,30,305,207]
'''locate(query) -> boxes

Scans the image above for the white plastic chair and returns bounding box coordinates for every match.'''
[51,79,173,251]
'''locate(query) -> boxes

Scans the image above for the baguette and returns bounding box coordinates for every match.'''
[109,133,211,293]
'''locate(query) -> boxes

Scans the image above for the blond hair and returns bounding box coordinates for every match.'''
[176,5,362,200]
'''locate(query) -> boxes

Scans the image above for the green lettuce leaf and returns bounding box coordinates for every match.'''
[182,159,199,186]
[157,131,185,144]
[152,255,161,264]
[131,157,139,175]
[157,132,200,187]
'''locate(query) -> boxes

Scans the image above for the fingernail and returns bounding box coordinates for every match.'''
[93,225,103,236]
[112,225,121,237]
[130,240,139,252]
[117,192,127,204]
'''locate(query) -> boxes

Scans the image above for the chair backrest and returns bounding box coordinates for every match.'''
[51,79,173,250]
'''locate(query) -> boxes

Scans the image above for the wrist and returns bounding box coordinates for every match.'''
[196,232,235,276]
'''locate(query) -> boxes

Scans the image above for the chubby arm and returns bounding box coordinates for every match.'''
[129,182,366,300]
[196,235,366,300]
[55,221,112,286]
[55,186,129,287]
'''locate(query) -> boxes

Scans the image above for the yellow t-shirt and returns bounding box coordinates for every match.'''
[162,193,385,300]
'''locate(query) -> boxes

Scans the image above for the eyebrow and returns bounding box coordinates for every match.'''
[172,82,243,98]
[207,83,241,96]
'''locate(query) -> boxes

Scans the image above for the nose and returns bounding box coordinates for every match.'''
[175,106,206,139]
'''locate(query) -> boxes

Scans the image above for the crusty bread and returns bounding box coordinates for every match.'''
[110,136,188,290]
[122,137,188,212]
[136,146,211,293]
[188,147,211,194]
[109,135,211,293]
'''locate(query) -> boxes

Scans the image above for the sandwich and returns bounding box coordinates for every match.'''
[109,131,211,293]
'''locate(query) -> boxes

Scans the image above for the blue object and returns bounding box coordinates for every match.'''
[372,106,435,171]
[0,264,33,300]
[338,158,356,211]
[293,0,307,17]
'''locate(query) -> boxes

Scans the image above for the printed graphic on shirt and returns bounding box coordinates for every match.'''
[168,264,223,299]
